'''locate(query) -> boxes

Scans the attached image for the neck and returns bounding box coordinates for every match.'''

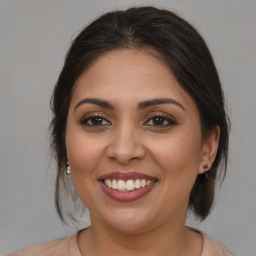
[78,217,202,256]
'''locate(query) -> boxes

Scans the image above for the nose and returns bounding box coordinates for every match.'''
[106,126,146,165]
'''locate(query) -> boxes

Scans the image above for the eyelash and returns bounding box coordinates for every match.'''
[79,113,178,128]
[79,114,111,126]
[144,114,178,127]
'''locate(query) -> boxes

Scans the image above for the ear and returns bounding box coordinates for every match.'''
[198,126,220,174]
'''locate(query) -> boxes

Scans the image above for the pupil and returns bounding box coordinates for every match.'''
[153,117,164,125]
[91,117,102,125]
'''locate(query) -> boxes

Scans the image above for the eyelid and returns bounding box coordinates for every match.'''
[78,112,112,125]
[145,111,177,121]
[143,111,178,126]
[77,111,177,127]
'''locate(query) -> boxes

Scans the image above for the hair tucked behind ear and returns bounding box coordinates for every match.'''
[50,6,230,224]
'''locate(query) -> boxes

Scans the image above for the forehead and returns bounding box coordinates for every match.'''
[71,49,197,112]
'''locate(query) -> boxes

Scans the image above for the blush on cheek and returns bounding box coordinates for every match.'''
[67,135,101,157]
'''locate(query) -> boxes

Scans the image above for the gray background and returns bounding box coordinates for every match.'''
[0,0,255,255]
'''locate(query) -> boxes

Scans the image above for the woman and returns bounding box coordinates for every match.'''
[6,6,235,256]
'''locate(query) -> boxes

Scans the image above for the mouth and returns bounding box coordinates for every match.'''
[101,178,156,191]
[97,172,158,201]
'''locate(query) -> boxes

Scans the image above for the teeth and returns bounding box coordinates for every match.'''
[104,179,154,191]
[112,179,118,189]
[126,180,135,191]
[105,179,112,187]
[135,179,141,189]
[117,180,126,191]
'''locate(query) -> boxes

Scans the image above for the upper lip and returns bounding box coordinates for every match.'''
[97,172,158,181]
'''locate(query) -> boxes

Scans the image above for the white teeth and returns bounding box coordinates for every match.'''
[112,179,118,189]
[135,179,141,189]
[125,180,135,191]
[105,179,112,187]
[104,178,154,191]
[117,180,126,191]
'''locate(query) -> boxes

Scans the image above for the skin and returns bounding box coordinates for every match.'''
[66,49,220,256]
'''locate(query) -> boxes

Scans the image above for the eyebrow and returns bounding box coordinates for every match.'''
[73,97,185,112]
[74,98,114,112]
[138,98,185,111]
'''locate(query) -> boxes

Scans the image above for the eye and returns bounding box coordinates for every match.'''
[145,114,177,127]
[79,115,111,126]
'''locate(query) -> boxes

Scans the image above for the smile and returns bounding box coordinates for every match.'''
[98,172,158,201]
[104,179,155,192]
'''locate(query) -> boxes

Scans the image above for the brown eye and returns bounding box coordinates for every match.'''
[90,117,104,125]
[152,116,165,125]
[80,116,111,126]
[145,115,178,127]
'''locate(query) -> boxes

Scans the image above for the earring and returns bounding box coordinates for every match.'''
[66,162,70,175]
[203,163,211,178]
[203,164,209,170]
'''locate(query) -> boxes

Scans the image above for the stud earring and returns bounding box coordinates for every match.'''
[203,163,211,178]
[66,162,70,175]
[203,164,209,170]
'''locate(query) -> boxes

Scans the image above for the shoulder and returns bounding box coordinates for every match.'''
[202,233,237,256]
[4,236,75,256]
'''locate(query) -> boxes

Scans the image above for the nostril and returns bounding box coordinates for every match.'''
[128,156,140,161]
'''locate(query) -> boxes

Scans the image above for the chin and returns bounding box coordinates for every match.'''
[94,208,155,234]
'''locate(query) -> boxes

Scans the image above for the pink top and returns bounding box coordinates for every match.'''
[4,232,235,256]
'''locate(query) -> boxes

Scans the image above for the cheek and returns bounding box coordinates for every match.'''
[65,131,105,206]
[65,120,109,191]
[149,131,202,178]
[66,133,105,173]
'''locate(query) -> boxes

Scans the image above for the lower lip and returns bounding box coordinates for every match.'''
[98,181,157,202]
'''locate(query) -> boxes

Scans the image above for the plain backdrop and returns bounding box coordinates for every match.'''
[0,0,255,255]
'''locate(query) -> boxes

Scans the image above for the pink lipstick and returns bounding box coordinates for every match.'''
[98,172,157,181]
[98,172,158,202]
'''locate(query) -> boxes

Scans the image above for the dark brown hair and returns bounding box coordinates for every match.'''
[50,6,230,223]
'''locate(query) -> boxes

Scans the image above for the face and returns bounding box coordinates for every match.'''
[66,49,215,233]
